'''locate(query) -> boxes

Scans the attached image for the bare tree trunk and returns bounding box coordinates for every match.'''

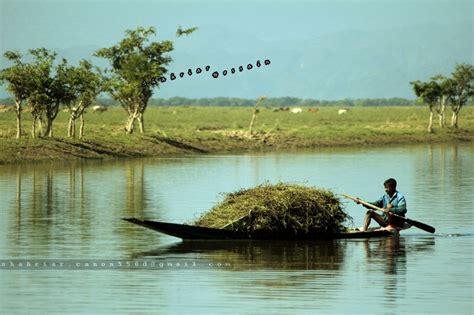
[16,168,21,218]
[37,116,43,137]
[15,100,22,139]
[451,111,458,128]
[248,105,259,135]
[126,107,139,134]
[44,117,54,137]
[31,117,37,139]
[428,111,434,133]
[126,115,136,134]
[453,112,459,128]
[68,117,75,138]
[247,97,266,136]
[138,112,145,134]
[438,99,446,128]
[441,102,446,128]
[79,114,84,139]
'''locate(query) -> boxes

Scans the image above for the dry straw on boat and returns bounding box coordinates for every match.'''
[194,182,350,234]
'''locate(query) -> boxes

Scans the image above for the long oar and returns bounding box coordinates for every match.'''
[340,193,436,234]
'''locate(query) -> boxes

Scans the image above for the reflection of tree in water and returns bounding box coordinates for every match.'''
[134,240,346,271]
[124,163,146,217]
[46,168,53,215]
[14,165,22,241]
[415,144,472,225]
[6,159,161,256]
[68,163,90,241]
[15,166,21,220]
[9,163,89,249]
[119,162,159,254]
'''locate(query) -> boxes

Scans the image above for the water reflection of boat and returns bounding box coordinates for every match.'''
[123,218,396,240]
[134,239,347,271]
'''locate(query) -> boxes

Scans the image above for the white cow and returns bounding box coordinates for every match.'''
[92,105,107,113]
[338,109,348,115]
[290,107,303,114]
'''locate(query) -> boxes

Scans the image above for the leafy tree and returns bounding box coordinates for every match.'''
[95,27,175,134]
[430,75,454,128]
[0,51,36,138]
[448,64,474,128]
[24,49,83,138]
[411,80,443,133]
[28,48,57,138]
[412,64,473,131]
[65,60,103,139]
[46,57,78,137]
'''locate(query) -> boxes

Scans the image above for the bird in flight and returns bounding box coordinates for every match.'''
[176,26,199,37]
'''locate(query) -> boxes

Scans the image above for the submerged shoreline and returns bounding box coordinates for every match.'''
[0,106,473,165]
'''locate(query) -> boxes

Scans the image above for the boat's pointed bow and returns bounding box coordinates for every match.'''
[122,217,141,223]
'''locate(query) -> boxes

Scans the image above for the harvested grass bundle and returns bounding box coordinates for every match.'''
[194,183,350,234]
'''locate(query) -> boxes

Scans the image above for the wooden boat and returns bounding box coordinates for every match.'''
[123,218,397,240]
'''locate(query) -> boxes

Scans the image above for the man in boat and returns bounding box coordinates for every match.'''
[356,178,407,232]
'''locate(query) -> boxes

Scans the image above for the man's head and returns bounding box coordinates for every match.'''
[384,178,397,196]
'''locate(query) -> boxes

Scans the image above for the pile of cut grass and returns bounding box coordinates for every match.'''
[194,183,350,234]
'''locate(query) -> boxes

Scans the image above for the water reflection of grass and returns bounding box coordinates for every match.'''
[133,237,436,274]
[0,106,472,164]
[135,240,346,271]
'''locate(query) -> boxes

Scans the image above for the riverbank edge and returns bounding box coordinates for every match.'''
[0,129,472,165]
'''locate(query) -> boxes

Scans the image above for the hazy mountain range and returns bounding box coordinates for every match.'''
[1,21,472,100]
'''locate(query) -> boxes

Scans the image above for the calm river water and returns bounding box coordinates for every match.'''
[0,144,473,314]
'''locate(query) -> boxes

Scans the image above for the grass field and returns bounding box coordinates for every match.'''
[0,105,473,164]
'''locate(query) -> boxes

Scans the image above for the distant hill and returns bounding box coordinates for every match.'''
[1,21,472,100]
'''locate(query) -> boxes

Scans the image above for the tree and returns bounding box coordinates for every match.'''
[95,27,175,134]
[431,75,453,128]
[411,80,442,133]
[248,96,267,135]
[46,57,77,137]
[66,60,103,139]
[0,51,36,138]
[27,49,90,138]
[412,64,473,131]
[28,48,56,138]
[448,64,474,128]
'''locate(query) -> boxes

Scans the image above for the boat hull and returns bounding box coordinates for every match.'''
[123,218,396,240]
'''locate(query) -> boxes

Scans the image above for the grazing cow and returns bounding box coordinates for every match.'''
[92,105,107,113]
[0,105,14,113]
[308,108,318,113]
[273,107,291,112]
[290,107,303,114]
[338,109,348,115]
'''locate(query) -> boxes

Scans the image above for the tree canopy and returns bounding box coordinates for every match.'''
[95,26,174,133]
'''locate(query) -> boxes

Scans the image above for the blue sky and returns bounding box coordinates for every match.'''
[1,0,473,99]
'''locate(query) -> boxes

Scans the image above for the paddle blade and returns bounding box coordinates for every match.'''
[405,218,436,233]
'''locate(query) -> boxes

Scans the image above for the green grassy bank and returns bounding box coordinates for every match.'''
[0,106,473,164]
